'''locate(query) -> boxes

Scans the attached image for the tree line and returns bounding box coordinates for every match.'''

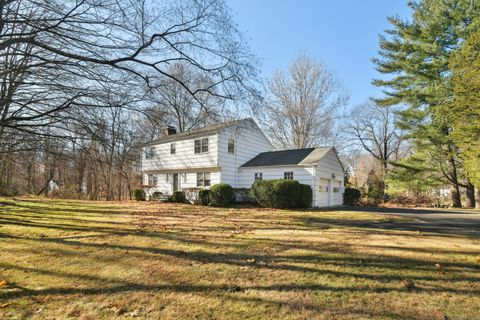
[0,0,258,199]
[1,0,478,208]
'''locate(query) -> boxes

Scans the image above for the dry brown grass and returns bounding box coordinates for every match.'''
[0,197,479,319]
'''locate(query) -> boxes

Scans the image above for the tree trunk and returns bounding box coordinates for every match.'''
[476,186,480,209]
[451,184,462,208]
[465,182,475,208]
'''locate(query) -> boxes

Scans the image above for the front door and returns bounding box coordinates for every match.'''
[173,173,179,192]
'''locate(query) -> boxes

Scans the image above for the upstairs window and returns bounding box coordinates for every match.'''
[255,172,263,181]
[147,174,158,186]
[170,143,176,155]
[196,172,211,187]
[284,172,294,180]
[201,138,209,153]
[228,138,235,154]
[194,138,209,154]
[145,147,156,159]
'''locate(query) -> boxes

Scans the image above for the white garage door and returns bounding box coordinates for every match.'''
[316,178,330,207]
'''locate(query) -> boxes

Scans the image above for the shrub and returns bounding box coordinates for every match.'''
[172,191,186,203]
[233,188,255,203]
[298,184,313,207]
[251,179,312,208]
[133,189,146,201]
[198,189,210,206]
[271,179,300,208]
[209,183,234,207]
[344,188,361,206]
[250,180,275,207]
[151,191,163,200]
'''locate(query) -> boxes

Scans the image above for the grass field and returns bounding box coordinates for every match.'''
[1,197,479,319]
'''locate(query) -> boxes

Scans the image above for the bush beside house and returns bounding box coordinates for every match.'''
[209,183,234,207]
[172,191,186,203]
[251,179,312,208]
[344,188,361,206]
[133,189,146,201]
[198,189,210,205]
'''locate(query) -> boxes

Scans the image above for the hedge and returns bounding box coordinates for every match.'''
[344,187,361,206]
[172,191,186,203]
[250,179,312,208]
[209,183,234,207]
[298,184,313,208]
[198,189,210,206]
[133,189,145,201]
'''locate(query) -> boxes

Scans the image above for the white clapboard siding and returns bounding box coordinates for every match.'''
[142,133,218,171]
[218,122,273,187]
[144,172,221,197]
[313,148,345,207]
[237,166,315,189]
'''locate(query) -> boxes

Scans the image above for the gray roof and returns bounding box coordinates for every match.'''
[143,118,256,146]
[240,147,333,168]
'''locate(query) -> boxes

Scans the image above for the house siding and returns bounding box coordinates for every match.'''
[144,172,221,197]
[142,133,218,171]
[238,166,315,189]
[218,122,272,188]
[313,149,345,207]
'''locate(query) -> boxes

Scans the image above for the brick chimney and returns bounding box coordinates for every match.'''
[163,125,177,136]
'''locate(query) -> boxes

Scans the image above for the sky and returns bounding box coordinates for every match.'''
[226,0,412,108]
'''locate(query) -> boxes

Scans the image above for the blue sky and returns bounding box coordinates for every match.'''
[226,0,411,108]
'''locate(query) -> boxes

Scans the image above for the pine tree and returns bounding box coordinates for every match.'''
[450,31,480,188]
[373,0,479,207]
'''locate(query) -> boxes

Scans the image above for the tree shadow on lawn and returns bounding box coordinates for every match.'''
[2,232,480,294]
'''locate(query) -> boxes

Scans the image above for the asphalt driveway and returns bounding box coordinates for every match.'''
[344,207,480,237]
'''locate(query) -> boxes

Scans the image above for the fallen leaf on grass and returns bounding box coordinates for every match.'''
[0,303,9,308]
[0,281,7,287]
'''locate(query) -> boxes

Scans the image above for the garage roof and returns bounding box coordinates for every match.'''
[240,147,332,168]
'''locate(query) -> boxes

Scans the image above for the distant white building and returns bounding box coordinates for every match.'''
[141,118,344,207]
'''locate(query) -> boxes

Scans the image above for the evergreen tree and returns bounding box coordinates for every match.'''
[373,0,479,207]
[450,31,480,188]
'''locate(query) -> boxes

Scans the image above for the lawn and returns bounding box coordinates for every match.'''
[0,198,479,319]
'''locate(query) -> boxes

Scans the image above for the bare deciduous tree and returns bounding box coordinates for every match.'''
[259,54,347,149]
[148,63,222,133]
[348,99,405,197]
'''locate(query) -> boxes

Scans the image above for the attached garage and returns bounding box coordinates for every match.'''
[238,147,345,207]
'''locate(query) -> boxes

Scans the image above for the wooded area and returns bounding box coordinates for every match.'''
[0,0,479,207]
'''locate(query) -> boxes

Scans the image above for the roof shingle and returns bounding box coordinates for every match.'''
[240,148,332,168]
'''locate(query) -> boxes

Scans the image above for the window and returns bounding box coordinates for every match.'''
[228,138,235,154]
[255,172,263,181]
[145,147,155,159]
[319,186,328,192]
[147,174,157,186]
[196,172,211,187]
[333,187,340,193]
[194,139,201,153]
[204,172,211,186]
[201,138,209,153]
[284,172,293,180]
[170,143,176,154]
[194,138,209,154]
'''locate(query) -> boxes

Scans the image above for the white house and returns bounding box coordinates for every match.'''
[141,118,344,207]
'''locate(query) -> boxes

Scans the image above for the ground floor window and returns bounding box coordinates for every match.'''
[255,172,263,181]
[284,172,293,180]
[147,174,158,186]
[196,172,211,187]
